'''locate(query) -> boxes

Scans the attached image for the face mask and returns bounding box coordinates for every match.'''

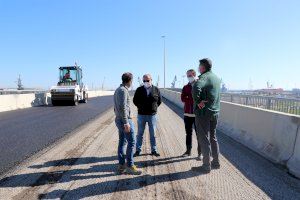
[144,82,151,88]
[188,77,195,83]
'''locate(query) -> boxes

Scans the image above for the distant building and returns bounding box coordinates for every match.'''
[292,88,300,93]
[292,88,300,97]
[221,83,228,93]
[254,88,284,95]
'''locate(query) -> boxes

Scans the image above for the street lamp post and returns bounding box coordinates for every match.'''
[162,36,166,89]
[101,76,105,91]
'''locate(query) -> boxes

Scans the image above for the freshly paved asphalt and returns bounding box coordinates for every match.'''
[0,96,113,174]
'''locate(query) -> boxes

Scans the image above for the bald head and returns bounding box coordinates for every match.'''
[143,74,152,80]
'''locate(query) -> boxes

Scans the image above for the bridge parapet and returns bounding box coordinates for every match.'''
[161,89,300,179]
[0,90,114,112]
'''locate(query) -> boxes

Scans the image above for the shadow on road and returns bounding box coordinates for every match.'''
[29,156,118,169]
[162,97,300,199]
[39,169,199,199]
[0,155,196,189]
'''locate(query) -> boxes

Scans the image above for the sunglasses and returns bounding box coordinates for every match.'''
[143,80,150,82]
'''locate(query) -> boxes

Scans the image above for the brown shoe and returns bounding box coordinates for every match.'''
[117,164,126,174]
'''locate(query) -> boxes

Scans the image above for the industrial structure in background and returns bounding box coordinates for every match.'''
[292,88,300,98]
[254,81,284,95]
[156,75,160,87]
[221,83,228,93]
[171,75,177,88]
[16,75,24,90]
[137,77,143,86]
[101,77,106,91]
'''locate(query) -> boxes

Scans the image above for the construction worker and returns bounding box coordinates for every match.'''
[63,70,72,81]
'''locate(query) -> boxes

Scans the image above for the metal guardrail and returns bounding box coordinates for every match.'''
[165,88,300,115]
[221,93,300,115]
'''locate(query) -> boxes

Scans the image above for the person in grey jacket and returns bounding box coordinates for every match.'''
[114,72,142,175]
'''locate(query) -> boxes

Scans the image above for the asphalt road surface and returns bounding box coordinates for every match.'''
[0,96,113,175]
[0,100,299,199]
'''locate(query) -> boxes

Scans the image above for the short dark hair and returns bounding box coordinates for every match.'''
[122,72,133,84]
[199,58,212,71]
[187,69,196,75]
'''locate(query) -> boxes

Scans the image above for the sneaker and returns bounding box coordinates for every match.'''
[133,151,141,157]
[191,165,211,173]
[211,161,221,169]
[117,164,126,174]
[126,165,142,175]
[182,151,191,157]
[151,151,160,157]
[196,154,203,161]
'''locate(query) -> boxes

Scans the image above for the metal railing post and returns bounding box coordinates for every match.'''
[266,98,271,110]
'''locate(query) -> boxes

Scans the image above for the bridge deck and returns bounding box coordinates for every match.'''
[0,101,299,199]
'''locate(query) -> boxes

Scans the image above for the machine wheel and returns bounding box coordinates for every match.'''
[73,95,79,106]
[52,99,58,106]
[82,92,88,103]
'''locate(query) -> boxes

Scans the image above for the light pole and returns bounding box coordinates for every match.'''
[101,76,105,91]
[161,36,166,89]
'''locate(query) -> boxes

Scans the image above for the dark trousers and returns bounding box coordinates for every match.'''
[195,113,220,167]
[184,116,201,155]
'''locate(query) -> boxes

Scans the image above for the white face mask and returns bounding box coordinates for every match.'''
[188,77,195,83]
[144,82,151,88]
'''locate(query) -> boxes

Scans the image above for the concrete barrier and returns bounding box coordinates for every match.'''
[0,93,49,112]
[0,90,114,113]
[218,102,299,165]
[287,122,300,178]
[161,89,300,178]
[88,90,114,98]
[161,89,183,109]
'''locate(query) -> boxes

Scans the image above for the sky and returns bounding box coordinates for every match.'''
[0,0,299,90]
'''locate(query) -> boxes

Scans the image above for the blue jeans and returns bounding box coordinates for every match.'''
[115,118,135,167]
[136,114,157,152]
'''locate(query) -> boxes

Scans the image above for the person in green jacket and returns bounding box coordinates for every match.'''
[192,58,221,173]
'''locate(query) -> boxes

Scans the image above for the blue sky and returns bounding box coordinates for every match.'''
[0,0,299,90]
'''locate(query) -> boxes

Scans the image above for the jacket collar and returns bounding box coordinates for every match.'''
[142,85,154,95]
[144,85,153,89]
[120,84,129,90]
